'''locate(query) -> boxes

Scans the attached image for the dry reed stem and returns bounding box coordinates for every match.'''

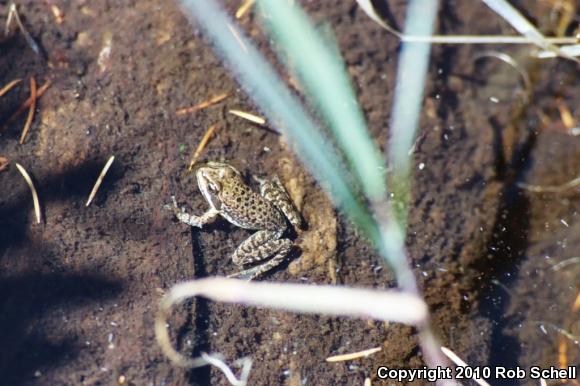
[5,3,41,55]
[19,77,37,144]
[518,176,580,193]
[0,79,22,98]
[235,0,255,19]
[325,347,382,362]
[200,352,251,386]
[15,162,42,224]
[358,0,578,44]
[50,5,64,24]
[176,93,229,115]
[558,338,567,370]
[5,80,51,126]
[441,347,491,386]
[0,156,9,172]
[474,51,532,97]
[551,257,580,271]
[86,156,115,206]
[188,124,217,171]
[156,277,427,374]
[557,101,575,129]
[229,109,266,125]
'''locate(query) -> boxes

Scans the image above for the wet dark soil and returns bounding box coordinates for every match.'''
[1,1,578,385]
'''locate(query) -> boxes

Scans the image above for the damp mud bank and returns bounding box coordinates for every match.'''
[0,1,578,385]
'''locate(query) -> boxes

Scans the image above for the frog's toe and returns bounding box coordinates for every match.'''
[169,196,186,214]
[227,269,257,281]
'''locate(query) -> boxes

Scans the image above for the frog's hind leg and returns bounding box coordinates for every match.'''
[228,229,292,280]
[257,176,303,229]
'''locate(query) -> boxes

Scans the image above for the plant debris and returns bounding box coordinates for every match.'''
[176,92,230,115]
[229,109,266,125]
[188,124,217,171]
[0,78,22,98]
[86,155,115,207]
[19,77,37,144]
[5,79,51,127]
[325,347,382,362]
[15,162,42,224]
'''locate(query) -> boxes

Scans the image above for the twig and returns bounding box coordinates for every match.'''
[557,100,576,129]
[50,5,64,24]
[0,79,22,98]
[441,347,491,386]
[200,352,252,386]
[481,0,571,59]
[5,3,41,55]
[0,156,9,172]
[356,0,578,45]
[325,347,381,362]
[19,77,37,144]
[474,51,532,99]
[86,156,115,206]
[235,0,255,19]
[518,176,580,193]
[176,93,230,115]
[229,109,266,125]
[5,80,51,127]
[528,321,579,344]
[536,43,580,58]
[559,338,567,370]
[188,124,217,171]
[15,162,42,224]
[550,257,580,271]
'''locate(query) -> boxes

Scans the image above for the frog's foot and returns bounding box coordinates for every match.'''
[227,268,260,281]
[229,230,292,280]
[228,243,292,280]
[168,196,218,228]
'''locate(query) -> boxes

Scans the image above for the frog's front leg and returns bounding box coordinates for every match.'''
[171,196,219,228]
[228,229,292,280]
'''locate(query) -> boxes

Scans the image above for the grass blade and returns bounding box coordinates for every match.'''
[257,0,387,202]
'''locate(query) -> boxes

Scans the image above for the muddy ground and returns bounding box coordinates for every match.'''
[1,0,578,385]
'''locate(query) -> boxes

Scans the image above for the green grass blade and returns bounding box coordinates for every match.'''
[256,0,387,202]
[389,0,438,225]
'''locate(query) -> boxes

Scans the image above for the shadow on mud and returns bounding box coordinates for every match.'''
[0,160,124,259]
[0,273,123,386]
[472,112,536,383]
[0,161,126,384]
[186,228,211,385]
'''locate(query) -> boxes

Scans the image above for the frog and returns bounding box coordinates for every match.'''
[171,161,302,280]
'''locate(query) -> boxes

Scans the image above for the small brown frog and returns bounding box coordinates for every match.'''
[171,161,302,280]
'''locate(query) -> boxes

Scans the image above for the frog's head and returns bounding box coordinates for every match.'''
[196,161,242,210]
